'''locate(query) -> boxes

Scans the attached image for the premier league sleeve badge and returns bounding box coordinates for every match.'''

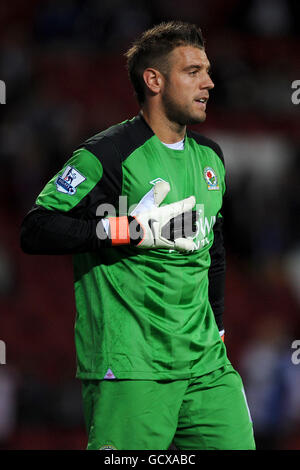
[55,166,86,195]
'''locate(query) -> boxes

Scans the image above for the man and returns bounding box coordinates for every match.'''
[21,21,255,450]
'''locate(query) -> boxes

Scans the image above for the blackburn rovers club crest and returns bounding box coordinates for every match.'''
[203,167,219,190]
[55,165,86,195]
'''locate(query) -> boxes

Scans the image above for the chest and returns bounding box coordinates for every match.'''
[121,143,224,222]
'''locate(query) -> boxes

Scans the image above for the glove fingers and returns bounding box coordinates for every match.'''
[130,187,155,216]
[161,210,199,241]
[153,181,170,206]
[159,196,196,220]
[131,181,170,216]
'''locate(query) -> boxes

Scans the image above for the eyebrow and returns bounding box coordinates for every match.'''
[183,64,211,72]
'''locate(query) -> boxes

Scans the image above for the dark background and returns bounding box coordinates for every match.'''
[0,0,300,450]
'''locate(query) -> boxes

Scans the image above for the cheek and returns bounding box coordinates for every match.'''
[173,82,193,104]
[164,78,194,108]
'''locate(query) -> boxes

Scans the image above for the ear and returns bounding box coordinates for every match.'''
[143,68,164,96]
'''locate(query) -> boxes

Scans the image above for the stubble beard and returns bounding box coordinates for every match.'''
[161,85,206,127]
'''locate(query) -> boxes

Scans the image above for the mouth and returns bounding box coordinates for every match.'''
[194,97,208,109]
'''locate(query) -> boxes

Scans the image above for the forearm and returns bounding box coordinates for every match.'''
[208,217,226,334]
[20,206,111,255]
[208,270,225,333]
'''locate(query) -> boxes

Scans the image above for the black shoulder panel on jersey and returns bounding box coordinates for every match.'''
[66,113,154,219]
[187,130,225,167]
[81,112,154,163]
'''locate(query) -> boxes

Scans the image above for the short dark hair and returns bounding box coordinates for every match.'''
[124,21,205,105]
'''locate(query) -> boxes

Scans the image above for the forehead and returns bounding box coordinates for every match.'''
[168,45,210,70]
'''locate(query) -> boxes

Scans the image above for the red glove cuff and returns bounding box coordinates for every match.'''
[109,217,130,245]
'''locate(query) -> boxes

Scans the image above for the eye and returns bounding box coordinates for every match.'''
[189,70,198,76]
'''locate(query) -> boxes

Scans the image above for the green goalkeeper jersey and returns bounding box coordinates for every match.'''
[34,113,230,380]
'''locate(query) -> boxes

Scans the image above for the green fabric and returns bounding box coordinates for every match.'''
[81,364,256,450]
[36,120,229,380]
[74,133,228,379]
[36,148,103,211]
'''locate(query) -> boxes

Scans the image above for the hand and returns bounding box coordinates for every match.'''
[108,182,198,253]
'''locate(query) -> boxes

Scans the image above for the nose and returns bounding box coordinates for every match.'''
[199,69,214,91]
[204,73,214,90]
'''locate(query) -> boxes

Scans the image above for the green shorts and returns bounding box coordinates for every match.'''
[81,364,255,450]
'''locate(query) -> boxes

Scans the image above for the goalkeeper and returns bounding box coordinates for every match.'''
[20,21,255,450]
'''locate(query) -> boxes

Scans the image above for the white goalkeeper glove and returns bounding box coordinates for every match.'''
[101,181,197,253]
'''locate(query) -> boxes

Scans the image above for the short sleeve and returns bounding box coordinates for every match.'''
[36,148,103,212]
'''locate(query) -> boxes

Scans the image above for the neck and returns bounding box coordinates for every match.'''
[141,106,186,144]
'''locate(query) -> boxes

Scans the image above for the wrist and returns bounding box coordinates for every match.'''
[219,330,225,342]
[104,216,144,246]
[108,216,131,245]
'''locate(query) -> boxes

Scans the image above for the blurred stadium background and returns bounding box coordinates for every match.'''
[0,0,300,450]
